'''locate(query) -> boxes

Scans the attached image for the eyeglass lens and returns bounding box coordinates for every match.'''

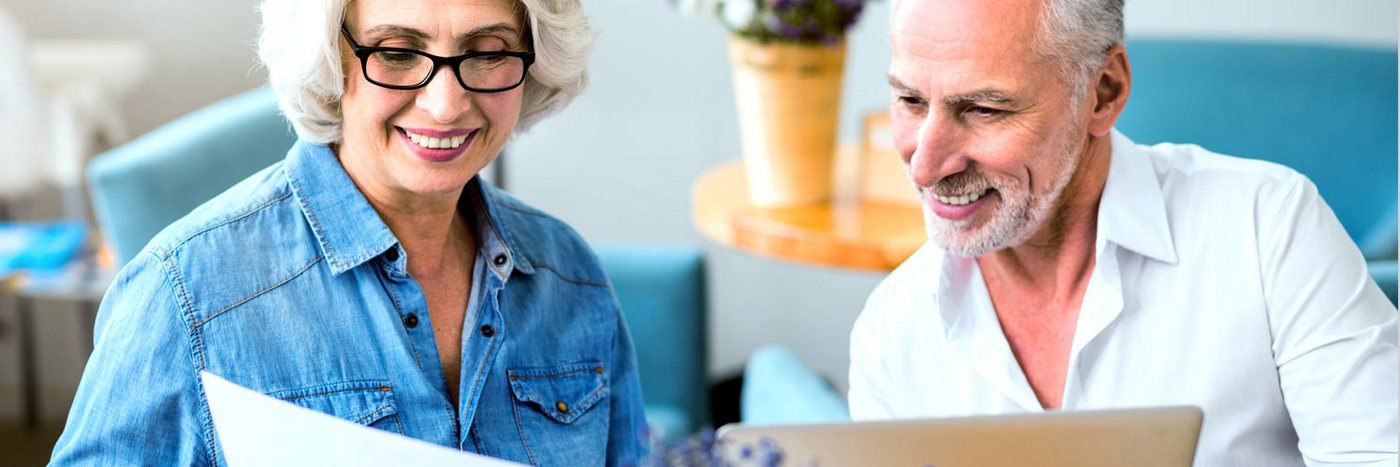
[366,51,525,91]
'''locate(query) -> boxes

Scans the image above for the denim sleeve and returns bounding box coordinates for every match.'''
[605,303,648,466]
[50,252,213,466]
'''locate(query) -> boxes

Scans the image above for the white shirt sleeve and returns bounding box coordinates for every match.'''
[1259,176,1398,465]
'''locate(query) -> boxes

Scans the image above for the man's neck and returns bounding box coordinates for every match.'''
[977,135,1113,307]
[974,134,1114,410]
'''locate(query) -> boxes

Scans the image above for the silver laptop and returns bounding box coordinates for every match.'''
[717,406,1203,466]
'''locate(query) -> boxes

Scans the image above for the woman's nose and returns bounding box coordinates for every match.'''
[415,66,471,123]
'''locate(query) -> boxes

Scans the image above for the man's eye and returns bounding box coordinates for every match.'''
[966,106,1003,118]
[896,95,925,107]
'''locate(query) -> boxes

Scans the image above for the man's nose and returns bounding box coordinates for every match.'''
[908,118,969,188]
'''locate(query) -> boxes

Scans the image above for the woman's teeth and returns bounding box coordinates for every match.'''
[405,131,468,149]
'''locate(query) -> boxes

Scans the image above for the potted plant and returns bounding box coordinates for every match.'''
[676,0,870,207]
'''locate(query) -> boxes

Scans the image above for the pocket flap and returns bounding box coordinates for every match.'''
[268,380,399,427]
[508,361,609,424]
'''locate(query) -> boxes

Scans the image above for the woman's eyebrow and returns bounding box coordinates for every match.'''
[361,23,520,41]
[362,24,429,40]
[464,23,521,40]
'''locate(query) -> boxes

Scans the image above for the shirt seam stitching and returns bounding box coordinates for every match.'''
[508,367,603,379]
[190,256,324,329]
[277,384,392,401]
[528,263,608,287]
[510,393,539,465]
[159,250,219,467]
[159,191,293,259]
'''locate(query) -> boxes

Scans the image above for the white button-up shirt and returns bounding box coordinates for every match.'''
[849,131,1398,466]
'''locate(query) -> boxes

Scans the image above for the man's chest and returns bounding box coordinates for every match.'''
[984,279,1088,408]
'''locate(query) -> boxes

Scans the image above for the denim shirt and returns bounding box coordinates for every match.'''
[51,141,647,466]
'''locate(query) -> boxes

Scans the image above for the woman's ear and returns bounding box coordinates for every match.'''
[1086,44,1131,138]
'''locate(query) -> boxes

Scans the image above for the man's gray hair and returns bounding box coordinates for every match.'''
[1033,0,1124,102]
[257,0,594,144]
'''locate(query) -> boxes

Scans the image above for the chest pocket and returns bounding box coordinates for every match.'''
[269,380,404,435]
[508,361,610,465]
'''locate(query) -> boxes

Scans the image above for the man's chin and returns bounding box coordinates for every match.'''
[928,228,1003,258]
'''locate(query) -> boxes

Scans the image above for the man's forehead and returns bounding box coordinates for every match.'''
[890,0,1047,91]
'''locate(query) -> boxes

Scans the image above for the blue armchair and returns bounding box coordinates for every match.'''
[741,38,1400,425]
[86,86,709,440]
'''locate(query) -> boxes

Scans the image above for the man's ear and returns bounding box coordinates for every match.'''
[1086,44,1131,138]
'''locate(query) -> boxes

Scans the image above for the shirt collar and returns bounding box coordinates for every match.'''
[1097,130,1179,265]
[285,140,535,276]
[931,129,1179,326]
[285,141,397,275]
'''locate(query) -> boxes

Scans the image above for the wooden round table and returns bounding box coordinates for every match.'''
[692,157,926,271]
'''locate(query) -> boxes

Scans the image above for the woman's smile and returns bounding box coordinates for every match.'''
[396,126,478,162]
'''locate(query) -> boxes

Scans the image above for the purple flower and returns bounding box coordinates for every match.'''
[765,13,806,40]
[671,0,867,44]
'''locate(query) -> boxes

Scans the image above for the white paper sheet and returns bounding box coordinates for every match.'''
[201,371,525,467]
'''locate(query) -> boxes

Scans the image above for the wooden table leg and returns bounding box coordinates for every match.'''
[16,297,38,427]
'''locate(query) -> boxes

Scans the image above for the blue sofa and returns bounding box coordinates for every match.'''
[741,38,1400,425]
[86,86,709,439]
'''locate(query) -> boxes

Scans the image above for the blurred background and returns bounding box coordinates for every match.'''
[0,0,1394,462]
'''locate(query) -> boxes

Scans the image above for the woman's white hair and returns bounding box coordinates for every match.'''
[257,0,594,144]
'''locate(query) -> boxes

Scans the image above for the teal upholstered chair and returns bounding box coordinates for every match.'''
[595,245,707,438]
[740,39,1400,425]
[86,86,709,440]
[89,87,296,262]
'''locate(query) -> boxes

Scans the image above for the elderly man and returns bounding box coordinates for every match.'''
[848,0,1398,465]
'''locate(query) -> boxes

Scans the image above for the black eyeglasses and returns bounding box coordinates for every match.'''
[340,27,535,93]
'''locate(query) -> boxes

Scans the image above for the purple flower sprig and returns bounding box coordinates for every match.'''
[747,0,867,45]
[669,0,872,46]
[638,425,791,467]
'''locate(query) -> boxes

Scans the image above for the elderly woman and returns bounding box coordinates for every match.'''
[50,0,646,465]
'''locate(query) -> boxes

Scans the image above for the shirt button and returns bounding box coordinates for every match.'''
[479,324,495,338]
[384,248,400,262]
[555,401,568,413]
[492,254,507,267]
[403,313,419,329]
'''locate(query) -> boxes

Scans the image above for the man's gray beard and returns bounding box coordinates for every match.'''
[923,130,1084,258]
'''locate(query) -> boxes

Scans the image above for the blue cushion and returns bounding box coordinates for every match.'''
[1369,260,1398,305]
[595,244,708,438]
[740,345,849,425]
[88,86,294,265]
[642,404,693,442]
[1117,40,1398,260]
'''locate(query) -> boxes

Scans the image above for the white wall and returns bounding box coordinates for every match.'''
[5,0,266,139]
[2,0,1394,423]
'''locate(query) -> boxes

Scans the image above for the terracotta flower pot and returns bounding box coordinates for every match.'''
[728,36,846,207]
